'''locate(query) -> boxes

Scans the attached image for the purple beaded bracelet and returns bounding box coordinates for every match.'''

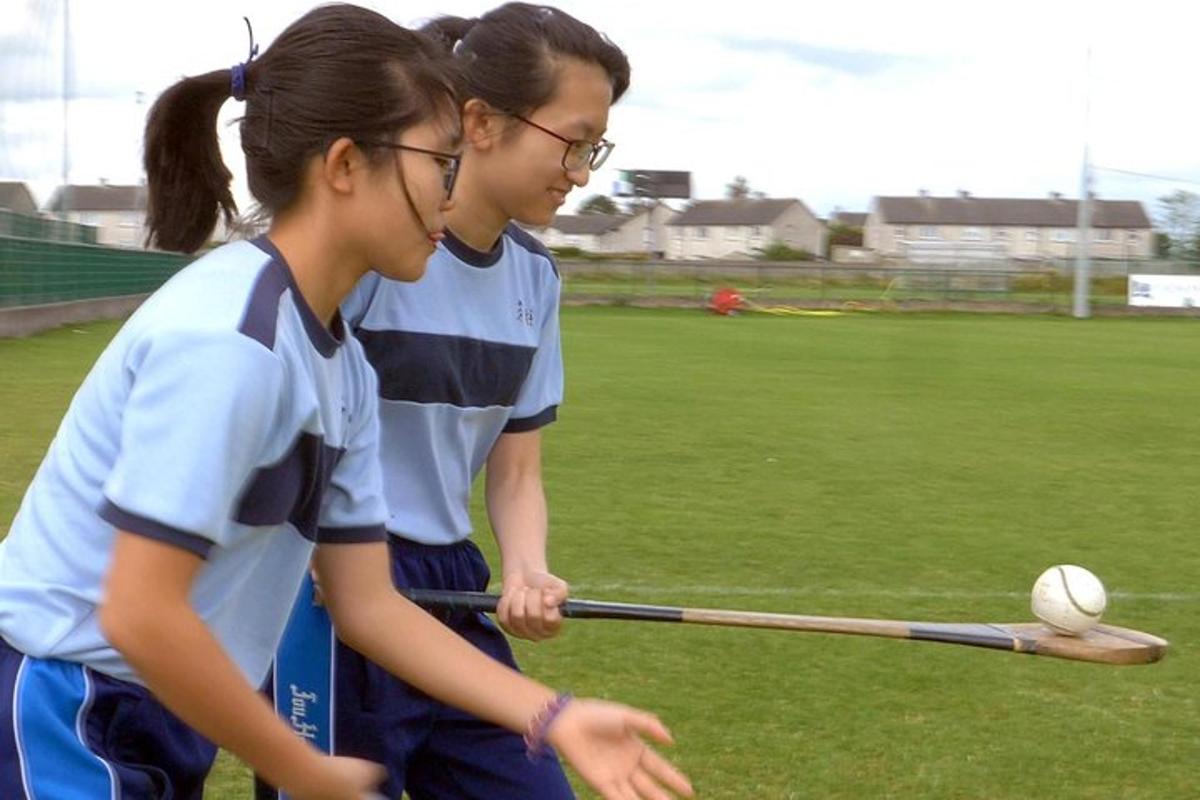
[524,692,574,760]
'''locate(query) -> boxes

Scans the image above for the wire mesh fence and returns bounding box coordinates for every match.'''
[556,259,1198,311]
[0,210,98,245]
[0,236,188,309]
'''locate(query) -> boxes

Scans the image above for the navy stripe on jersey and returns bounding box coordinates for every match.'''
[99,500,215,558]
[236,433,345,542]
[317,524,387,544]
[504,223,559,277]
[355,329,536,409]
[504,405,558,433]
[247,237,344,358]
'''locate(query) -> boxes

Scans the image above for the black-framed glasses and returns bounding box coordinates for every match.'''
[510,114,614,172]
[358,141,462,199]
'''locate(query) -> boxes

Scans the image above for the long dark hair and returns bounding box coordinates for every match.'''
[143,4,462,253]
[421,3,629,117]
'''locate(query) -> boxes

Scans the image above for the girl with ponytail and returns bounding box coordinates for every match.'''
[273,5,651,799]
[0,6,690,800]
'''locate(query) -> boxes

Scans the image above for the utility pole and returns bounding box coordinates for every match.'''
[1072,46,1092,319]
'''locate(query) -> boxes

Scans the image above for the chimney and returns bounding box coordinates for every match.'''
[918,188,930,198]
[957,189,971,198]
[1048,191,1063,200]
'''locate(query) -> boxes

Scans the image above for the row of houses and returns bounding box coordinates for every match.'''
[2,179,1157,262]
[526,191,1155,262]
[0,181,148,248]
[527,198,830,260]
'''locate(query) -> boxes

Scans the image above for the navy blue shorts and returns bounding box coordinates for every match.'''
[258,537,574,800]
[0,638,217,799]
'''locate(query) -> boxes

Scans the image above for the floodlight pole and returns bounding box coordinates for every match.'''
[61,0,72,217]
[1072,151,1092,319]
[1072,46,1092,319]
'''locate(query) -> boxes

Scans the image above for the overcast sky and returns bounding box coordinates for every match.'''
[3,0,1199,220]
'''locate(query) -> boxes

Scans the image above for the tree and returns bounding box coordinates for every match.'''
[1154,232,1172,258]
[1156,190,1200,261]
[578,194,618,215]
[725,175,752,200]
[755,241,812,261]
[827,222,863,248]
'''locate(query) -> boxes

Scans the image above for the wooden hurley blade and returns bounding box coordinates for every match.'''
[905,622,1170,665]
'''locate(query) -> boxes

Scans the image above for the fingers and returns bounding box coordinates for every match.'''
[499,584,566,641]
[631,768,676,800]
[638,747,695,797]
[623,709,675,746]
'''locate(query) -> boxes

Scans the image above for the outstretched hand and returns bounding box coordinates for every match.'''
[548,699,695,800]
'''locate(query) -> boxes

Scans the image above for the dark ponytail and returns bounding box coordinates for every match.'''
[143,71,237,253]
[144,4,462,253]
[421,3,630,116]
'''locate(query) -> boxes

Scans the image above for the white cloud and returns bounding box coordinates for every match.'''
[3,0,1198,218]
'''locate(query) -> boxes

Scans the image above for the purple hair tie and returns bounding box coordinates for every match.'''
[230,63,248,100]
[230,16,258,101]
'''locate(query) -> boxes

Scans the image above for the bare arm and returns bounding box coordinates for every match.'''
[314,541,693,799]
[314,541,554,731]
[99,533,381,800]
[486,430,568,640]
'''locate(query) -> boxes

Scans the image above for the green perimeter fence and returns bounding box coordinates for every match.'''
[0,236,189,309]
[0,209,98,245]
[3,235,1198,313]
[556,258,1199,311]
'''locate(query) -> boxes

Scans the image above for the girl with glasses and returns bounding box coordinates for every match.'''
[267,3,641,799]
[0,5,689,800]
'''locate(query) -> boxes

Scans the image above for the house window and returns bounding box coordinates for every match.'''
[919,226,939,240]
[1095,228,1112,242]
[962,227,983,241]
[725,227,738,241]
[992,229,1009,241]
[1053,229,1074,242]
[694,227,707,239]
[751,226,762,237]
[1025,229,1039,241]
[895,226,907,239]
[1127,231,1140,243]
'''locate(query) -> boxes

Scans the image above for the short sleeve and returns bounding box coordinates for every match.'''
[99,330,284,557]
[504,269,563,433]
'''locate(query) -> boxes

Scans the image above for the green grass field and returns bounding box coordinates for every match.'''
[2,308,1197,799]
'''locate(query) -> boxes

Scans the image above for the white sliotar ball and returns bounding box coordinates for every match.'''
[1031,565,1107,635]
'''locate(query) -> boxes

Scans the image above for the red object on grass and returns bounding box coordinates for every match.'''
[708,287,744,315]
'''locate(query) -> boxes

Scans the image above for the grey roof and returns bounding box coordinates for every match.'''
[0,182,39,215]
[831,211,867,227]
[872,195,1150,229]
[667,198,807,227]
[549,213,627,235]
[45,184,147,212]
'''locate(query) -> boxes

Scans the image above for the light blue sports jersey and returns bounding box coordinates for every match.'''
[0,237,386,686]
[343,224,563,545]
